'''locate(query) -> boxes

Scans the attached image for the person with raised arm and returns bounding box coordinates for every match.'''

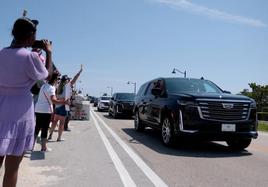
[48,65,83,141]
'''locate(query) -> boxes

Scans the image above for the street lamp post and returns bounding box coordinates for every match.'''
[127,81,137,94]
[172,68,186,78]
[107,86,113,96]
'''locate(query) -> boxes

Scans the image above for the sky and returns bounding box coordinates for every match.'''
[0,0,267,97]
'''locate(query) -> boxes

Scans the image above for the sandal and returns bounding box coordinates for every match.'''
[57,138,65,142]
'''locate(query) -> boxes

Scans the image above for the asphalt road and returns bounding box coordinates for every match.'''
[2,106,268,187]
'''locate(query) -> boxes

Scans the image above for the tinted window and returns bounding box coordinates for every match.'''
[101,97,111,100]
[115,93,135,100]
[165,78,222,94]
[137,83,147,96]
[145,82,155,96]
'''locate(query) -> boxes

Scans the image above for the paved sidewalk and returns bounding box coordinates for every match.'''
[0,119,122,187]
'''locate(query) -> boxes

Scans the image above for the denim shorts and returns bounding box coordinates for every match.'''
[55,105,69,117]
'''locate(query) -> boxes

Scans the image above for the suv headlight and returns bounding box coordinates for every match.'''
[250,101,256,108]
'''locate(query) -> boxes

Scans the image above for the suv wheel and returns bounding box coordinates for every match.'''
[226,138,252,151]
[108,108,112,116]
[113,106,118,119]
[134,111,145,132]
[162,118,174,146]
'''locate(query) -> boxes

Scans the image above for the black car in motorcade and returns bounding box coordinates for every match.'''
[133,77,258,150]
[109,93,135,118]
[93,98,99,107]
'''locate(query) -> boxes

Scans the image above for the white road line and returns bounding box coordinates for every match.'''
[91,110,168,187]
[91,111,137,187]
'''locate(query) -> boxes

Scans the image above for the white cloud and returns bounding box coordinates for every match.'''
[152,0,267,27]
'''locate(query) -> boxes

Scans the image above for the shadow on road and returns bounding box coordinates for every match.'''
[122,128,253,158]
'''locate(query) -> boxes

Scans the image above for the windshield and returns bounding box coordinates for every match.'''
[165,78,223,94]
[116,93,135,101]
[101,97,111,100]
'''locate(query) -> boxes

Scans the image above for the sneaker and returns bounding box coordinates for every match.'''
[57,138,65,142]
[64,128,71,132]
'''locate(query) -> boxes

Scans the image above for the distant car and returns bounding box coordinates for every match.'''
[97,96,111,111]
[108,93,135,118]
[90,97,96,103]
[134,77,258,150]
[93,98,99,107]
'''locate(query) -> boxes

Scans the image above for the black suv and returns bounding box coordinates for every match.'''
[134,77,258,150]
[109,93,135,118]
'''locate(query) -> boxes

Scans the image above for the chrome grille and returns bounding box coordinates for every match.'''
[103,102,109,106]
[122,102,134,109]
[198,100,250,121]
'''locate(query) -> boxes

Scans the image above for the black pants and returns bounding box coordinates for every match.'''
[35,113,51,139]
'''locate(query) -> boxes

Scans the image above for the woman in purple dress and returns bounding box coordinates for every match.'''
[0,17,52,187]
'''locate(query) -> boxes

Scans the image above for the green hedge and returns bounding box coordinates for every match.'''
[257,112,268,121]
[258,121,268,132]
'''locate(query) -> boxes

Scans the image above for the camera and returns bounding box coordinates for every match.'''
[32,40,52,49]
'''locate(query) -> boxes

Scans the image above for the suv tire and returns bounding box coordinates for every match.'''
[226,138,252,151]
[108,108,112,116]
[162,117,174,146]
[113,112,118,119]
[134,111,145,132]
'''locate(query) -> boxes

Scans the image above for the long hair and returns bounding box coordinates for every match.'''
[48,72,59,85]
[57,81,66,95]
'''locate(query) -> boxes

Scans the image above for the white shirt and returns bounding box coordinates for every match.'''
[65,82,72,111]
[35,83,56,113]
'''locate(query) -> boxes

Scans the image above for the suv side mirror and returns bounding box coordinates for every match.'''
[151,88,162,96]
[223,90,231,94]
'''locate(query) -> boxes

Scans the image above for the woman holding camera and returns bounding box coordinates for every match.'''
[0,17,52,187]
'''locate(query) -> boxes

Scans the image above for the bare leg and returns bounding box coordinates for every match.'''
[57,117,66,141]
[3,155,24,187]
[49,115,60,138]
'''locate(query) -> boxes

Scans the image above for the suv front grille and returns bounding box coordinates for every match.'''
[122,102,134,109]
[198,100,250,121]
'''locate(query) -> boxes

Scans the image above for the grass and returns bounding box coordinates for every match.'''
[258,121,268,132]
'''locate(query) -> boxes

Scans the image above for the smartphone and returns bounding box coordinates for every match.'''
[32,40,52,49]
[32,40,44,49]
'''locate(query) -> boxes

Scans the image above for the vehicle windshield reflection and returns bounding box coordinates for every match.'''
[165,78,222,94]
